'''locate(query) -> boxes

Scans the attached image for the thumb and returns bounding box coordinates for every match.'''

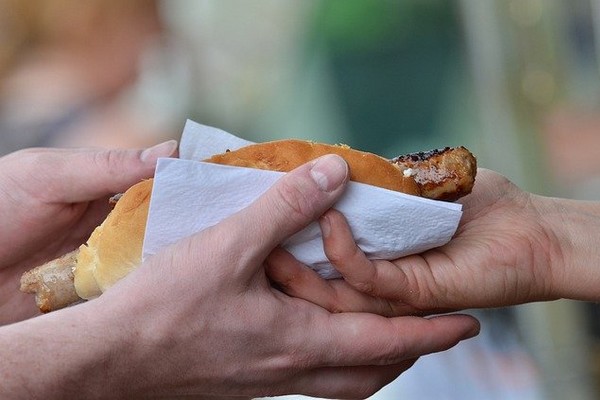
[216,154,349,272]
[67,140,179,201]
[8,140,178,203]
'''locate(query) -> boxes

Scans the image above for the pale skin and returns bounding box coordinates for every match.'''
[266,168,600,316]
[0,147,479,399]
[0,140,180,324]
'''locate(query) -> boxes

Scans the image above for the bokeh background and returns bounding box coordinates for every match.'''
[2,0,600,398]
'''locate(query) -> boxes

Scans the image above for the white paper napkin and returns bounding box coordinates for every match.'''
[143,120,463,278]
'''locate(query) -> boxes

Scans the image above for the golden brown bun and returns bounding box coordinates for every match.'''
[73,140,422,299]
[74,179,152,299]
[207,140,421,195]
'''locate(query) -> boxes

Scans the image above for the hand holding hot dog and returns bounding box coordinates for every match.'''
[0,141,178,324]
[267,168,600,315]
[21,139,477,312]
[0,150,479,399]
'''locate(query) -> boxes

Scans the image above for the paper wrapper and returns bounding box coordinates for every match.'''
[143,120,463,278]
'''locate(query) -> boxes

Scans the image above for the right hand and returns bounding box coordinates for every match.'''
[87,155,479,399]
[265,168,600,317]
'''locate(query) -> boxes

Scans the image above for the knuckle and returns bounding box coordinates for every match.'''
[391,257,436,308]
[326,245,379,296]
[92,149,123,174]
[325,297,346,314]
[325,245,349,265]
[344,266,378,296]
[411,270,442,309]
[271,179,317,224]
[370,334,409,366]
[280,317,321,369]
[352,280,377,296]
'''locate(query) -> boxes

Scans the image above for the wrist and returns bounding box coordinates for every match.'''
[537,196,600,301]
[0,301,133,399]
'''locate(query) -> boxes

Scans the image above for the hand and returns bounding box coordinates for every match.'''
[0,141,178,323]
[265,168,584,315]
[0,155,479,399]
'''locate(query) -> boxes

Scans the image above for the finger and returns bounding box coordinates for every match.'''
[219,154,349,272]
[266,248,413,316]
[323,210,415,299]
[266,247,345,310]
[285,361,417,399]
[308,313,479,367]
[7,140,178,203]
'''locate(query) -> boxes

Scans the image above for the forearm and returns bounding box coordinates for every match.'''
[0,296,254,400]
[0,302,132,399]
[537,195,600,301]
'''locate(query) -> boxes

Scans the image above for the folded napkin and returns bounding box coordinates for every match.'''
[143,120,462,278]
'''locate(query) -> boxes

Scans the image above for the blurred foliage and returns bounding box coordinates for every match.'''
[307,0,466,155]
[314,0,457,53]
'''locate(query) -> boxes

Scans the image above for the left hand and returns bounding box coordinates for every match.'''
[0,154,479,399]
[0,141,177,323]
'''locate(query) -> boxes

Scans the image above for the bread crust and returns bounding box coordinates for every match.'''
[74,179,152,299]
[25,139,476,310]
[207,140,421,196]
[74,140,421,300]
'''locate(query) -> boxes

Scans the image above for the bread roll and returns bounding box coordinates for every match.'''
[23,139,476,310]
[75,179,152,299]
[207,140,421,195]
[74,140,421,300]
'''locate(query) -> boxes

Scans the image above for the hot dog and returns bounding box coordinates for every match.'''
[20,140,477,312]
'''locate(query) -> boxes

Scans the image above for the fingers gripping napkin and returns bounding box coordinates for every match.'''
[21,120,476,311]
[144,121,468,280]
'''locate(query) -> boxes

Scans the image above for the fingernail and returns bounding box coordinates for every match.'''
[466,321,481,339]
[310,155,348,192]
[140,140,178,163]
[320,214,331,237]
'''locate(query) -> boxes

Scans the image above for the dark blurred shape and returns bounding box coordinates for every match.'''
[310,0,465,155]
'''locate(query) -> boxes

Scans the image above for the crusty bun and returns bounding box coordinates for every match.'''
[24,139,476,309]
[207,140,421,195]
[74,179,152,299]
[73,140,421,300]
[73,141,421,299]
